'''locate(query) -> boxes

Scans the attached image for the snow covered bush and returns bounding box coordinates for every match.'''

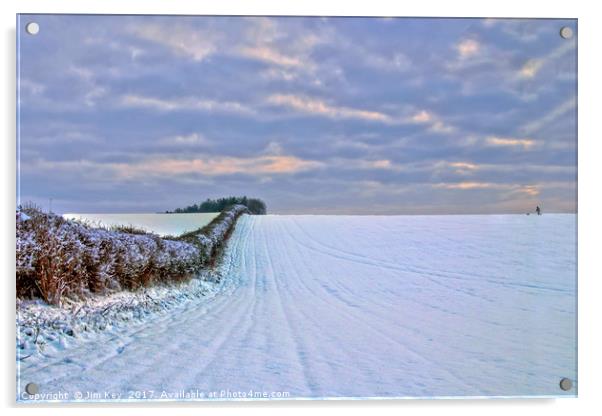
[179,204,249,265]
[16,205,249,305]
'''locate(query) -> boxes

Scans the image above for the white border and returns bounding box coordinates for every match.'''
[3,0,601,415]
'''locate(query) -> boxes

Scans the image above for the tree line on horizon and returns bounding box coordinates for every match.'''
[168,196,267,215]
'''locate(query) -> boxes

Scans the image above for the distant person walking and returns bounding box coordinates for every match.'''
[535,205,541,216]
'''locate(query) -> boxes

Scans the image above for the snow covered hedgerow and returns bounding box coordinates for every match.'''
[16,204,249,305]
[177,204,249,266]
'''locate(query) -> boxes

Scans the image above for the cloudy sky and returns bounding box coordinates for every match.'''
[17,15,577,214]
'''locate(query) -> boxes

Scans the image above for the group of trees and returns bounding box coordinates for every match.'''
[169,196,267,215]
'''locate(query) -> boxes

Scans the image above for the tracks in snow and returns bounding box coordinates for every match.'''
[19,214,577,399]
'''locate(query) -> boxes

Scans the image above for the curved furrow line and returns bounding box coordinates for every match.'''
[289,218,567,295]
[278,218,482,329]
[146,221,258,390]
[258,217,315,395]
[277,218,483,395]
[286,218,497,303]
[270,219,396,396]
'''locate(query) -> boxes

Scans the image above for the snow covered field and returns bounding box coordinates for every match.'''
[63,212,219,236]
[18,214,577,401]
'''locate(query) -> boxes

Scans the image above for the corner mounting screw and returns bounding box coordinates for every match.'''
[559,26,573,39]
[559,377,573,391]
[25,382,39,395]
[25,22,40,35]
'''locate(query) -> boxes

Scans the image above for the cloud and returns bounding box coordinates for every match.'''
[483,20,553,43]
[158,133,208,147]
[83,87,108,107]
[448,162,478,169]
[266,94,391,123]
[521,97,576,135]
[517,40,576,79]
[261,68,299,82]
[519,59,544,79]
[347,159,398,170]
[239,46,304,67]
[235,17,325,85]
[447,162,479,174]
[69,65,95,82]
[121,156,322,178]
[486,136,536,149]
[69,66,108,107]
[445,25,575,103]
[520,185,540,196]
[456,39,480,58]
[266,96,456,132]
[129,23,216,61]
[435,181,493,190]
[429,121,455,134]
[370,159,393,169]
[410,110,455,133]
[117,155,323,177]
[434,181,540,196]
[17,16,577,214]
[30,154,323,179]
[27,131,101,146]
[120,94,254,115]
[411,110,432,123]
[361,51,411,72]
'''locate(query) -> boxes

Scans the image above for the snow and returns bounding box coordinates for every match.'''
[17,206,247,302]
[17,214,577,401]
[63,212,220,237]
[17,269,224,361]
[17,211,31,221]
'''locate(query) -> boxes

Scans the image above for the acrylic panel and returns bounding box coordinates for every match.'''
[16,15,577,402]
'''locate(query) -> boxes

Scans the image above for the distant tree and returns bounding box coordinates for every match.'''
[169,196,267,215]
[246,198,267,215]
